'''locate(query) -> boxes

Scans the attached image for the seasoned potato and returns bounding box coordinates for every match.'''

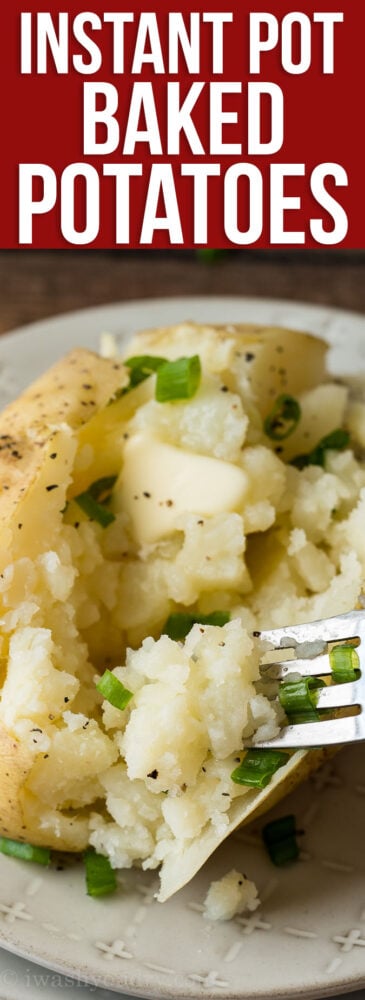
[0,323,363,901]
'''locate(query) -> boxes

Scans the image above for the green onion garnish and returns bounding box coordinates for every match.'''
[264,395,301,441]
[329,644,360,683]
[231,749,289,789]
[262,814,300,865]
[0,837,51,865]
[155,356,201,403]
[125,355,167,389]
[87,476,117,501]
[313,427,350,454]
[196,249,226,262]
[74,494,115,527]
[163,611,230,641]
[279,676,325,722]
[291,428,350,470]
[108,356,167,403]
[74,475,117,528]
[96,669,133,710]
[84,849,117,897]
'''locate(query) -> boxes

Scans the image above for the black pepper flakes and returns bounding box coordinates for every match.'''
[50,452,57,459]
[147,769,159,779]
[143,491,151,498]
[245,352,255,362]
[46,484,59,492]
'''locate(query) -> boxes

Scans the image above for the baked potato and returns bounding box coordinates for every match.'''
[0,322,364,902]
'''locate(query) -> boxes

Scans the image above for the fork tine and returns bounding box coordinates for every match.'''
[316,681,360,711]
[260,653,331,681]
[257,611,363,650]
[248,714,364,749]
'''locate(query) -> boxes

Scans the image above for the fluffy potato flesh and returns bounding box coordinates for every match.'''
[0,324,364,901]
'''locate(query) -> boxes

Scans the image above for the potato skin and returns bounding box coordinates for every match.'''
[0,349,128,529]
[0,724,35,842]
[158,746,334,901]
[128,321,328,417]
[0,349,128,848]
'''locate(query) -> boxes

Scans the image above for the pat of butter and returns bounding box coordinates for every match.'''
[115,434,248,545]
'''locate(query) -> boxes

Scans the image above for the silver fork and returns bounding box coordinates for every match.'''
[250,610,365,749]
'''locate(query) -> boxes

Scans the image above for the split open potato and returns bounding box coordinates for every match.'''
[0,322,364,901]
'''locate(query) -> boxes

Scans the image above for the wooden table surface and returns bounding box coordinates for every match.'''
[0,249,364,336]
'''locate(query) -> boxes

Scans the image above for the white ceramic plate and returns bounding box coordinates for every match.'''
[0,296,365,1000]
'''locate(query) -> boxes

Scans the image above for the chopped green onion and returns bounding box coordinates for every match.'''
[84,849,117,897]
[155,356,201,403]
[108,356,167,403]
[163,611,230,641]
[196,249,226,262]
[329,644,360,683]
[231,749,289,789]
[291,428,350,470]
[74,475,117,528]
[87,476,117,501]
[74,493,115,527]
[0,837,51,865]
[262,814,300,865]
[264,395,301,441]
[125,355,167,388]
[313,427,350,453]
[96,669,133,710]
[279,676,325,722]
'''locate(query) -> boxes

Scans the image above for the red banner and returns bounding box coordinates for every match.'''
[0,1,362,248]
